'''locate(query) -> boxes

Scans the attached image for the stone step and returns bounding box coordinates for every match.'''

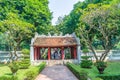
[31,59,78,66]
[47,60,64,66]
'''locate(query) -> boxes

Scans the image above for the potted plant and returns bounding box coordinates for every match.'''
[95,61,107,74]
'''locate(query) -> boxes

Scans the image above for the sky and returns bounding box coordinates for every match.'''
[49,0,84,25]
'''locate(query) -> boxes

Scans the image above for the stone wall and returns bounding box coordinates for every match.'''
[81,50,120,61]
[0,51,22,63]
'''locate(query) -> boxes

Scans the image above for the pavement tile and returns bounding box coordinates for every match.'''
[35,65,78,80]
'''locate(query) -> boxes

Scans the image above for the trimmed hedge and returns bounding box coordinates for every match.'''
[0,76,18,80]
[81,56,93,68]
[0,62,46,80]
[92,77,103,80]
[24,62,46,80]
[97,74,120,80]
[22,49,30,55]
[66,62,88,80]
[18,59,30,69]
[8,62,19,75]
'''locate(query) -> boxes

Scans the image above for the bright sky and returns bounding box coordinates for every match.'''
[49,0,84,25]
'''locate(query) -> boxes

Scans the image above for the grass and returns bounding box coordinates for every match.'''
[69,61,120,79]
[1,61,120,80]
[104,62,120,75]
[0,65,11,76]
[0,64,41,80]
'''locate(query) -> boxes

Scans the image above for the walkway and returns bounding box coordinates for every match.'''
[35,65,78,80]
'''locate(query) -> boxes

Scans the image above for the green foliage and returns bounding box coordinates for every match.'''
[81,56,93,68]
[0,13,35,60]
[77,0,120,61]
[66,62,120,80]
[24,62,46,80]
[19,64,30,69]
[66,62,88,80]
[95,61,107,68]
[55,0,119,52]
[0,0,52,34]
[82,49,89,53]
[81,56,91,59]
[22,49,30,55]
[97,74,120,80]
[56,0,112,35]
[18,59,30,69]
[0,0,52,50]
[8,62,19,75]
[21,49,30,59]
[95,61,107,74]
[24,70,37,80]
[0,76,18,80]
[92,77,103,80]
[39,62,46,72]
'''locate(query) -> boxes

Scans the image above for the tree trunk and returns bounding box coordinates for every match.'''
[99,49,110,61]
[89,44,98,61]
[13,47,19,61]
[101,49,111,61]
[9,51,13,62]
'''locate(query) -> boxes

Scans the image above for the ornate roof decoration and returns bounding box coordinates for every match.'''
[32,32,78,47]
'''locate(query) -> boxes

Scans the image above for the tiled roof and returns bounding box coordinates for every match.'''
[33,37,77,47]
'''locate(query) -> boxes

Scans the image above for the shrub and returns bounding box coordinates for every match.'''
[24,62,46,80]
[24,70,37,80]
[66,62,88,80]
[82,49,89,54]
[95,61,107,68]
[22,49,30,59]
[18,59,30,69]
[19,63,30,69]
[92,77,103,80]
[80,56,93,68]
[95,61,107,74]
[22,49,30,55]
[8,62,19,75]
[0,76,18,80]
[97,74,120,80]
[39,62,46,72]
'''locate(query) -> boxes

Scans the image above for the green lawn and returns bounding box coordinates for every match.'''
[1,61,120,80]
[0,65,11,76]
[0,64,40,80]
[70,61,120,79]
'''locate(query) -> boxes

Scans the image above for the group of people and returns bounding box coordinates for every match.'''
[51,48,61,59]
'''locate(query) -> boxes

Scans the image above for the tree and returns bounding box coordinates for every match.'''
[0,0,52,49]
[0,13,35,60]
[56,0,112,35]
[22,0,52,34]
[78,2,120,73]
[0,0,52,34]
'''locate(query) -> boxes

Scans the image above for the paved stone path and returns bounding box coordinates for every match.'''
[35,65,78,80]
